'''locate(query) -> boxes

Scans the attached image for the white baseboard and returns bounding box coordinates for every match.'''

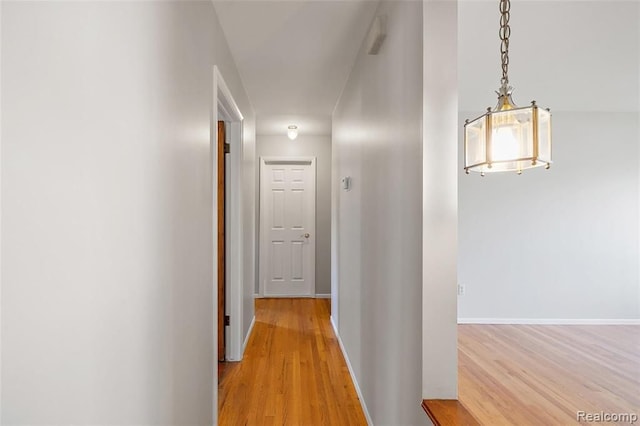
[458,318,640,325]
[242,316,256,354]
[254,293,330,299]
[330,316,373,426]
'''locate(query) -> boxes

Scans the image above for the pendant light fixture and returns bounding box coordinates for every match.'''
[464,0,552,176]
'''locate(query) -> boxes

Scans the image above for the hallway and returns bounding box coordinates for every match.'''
[218,299,367,425]
[3,1,637,424]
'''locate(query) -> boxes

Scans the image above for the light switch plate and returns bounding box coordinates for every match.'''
[342,176,352,191]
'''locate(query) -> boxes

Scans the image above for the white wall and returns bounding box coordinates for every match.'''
[256,134,332,296]
[458,1,640,322]
[422,0,458,401]
[242,119,257,344]
[1,2,255,424]
[458,112,640,321]
[332,1,426,424]
[0,0,3,416]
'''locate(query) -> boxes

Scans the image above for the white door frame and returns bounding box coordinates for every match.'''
[259,156,316,297]
[212,66,244,422]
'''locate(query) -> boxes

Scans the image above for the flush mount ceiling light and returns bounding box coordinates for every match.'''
[287,125,298,140]
[464,0,552,176]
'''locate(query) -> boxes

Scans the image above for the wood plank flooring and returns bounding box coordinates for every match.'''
[422,399,480,426]
[218,298,367,426]
[458,324,640,426]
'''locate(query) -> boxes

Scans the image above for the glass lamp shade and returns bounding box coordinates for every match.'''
[287,126,298,140]
[464,101,552,174]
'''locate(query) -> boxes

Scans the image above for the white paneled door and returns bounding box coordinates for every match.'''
[260,158,316,297]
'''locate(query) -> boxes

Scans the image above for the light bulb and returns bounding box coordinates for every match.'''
[491,126,519,161]
[287,125,298,140]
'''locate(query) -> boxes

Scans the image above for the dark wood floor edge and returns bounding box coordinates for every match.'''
[421,400,441,426]
[422,399,481,426]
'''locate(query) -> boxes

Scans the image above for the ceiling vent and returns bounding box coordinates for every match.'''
[366,15,387,55]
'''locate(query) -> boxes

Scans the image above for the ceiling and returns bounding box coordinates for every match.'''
[214,0,379,135]
[255,114,332,136]
[459,0,639,113]
[214,0,639,137]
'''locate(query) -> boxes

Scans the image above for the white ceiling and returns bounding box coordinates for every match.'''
[459,0,639,113]
[214,0,379,132]
[214,0,638,138]
[256,114,332,136]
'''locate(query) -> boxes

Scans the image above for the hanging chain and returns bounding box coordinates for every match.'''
[499,0,511,87]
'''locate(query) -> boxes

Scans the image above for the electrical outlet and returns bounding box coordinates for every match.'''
[457,284,466,296]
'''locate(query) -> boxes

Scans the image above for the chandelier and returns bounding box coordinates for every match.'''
[464,0,552,176]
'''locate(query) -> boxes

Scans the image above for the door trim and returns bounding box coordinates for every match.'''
[217,121,226,363]
[259,157,316,298]
[212,66,244,422]
[213,66,244,363]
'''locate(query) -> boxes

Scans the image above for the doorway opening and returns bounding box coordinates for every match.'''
[212,66,244,422]
[217,120,229,377]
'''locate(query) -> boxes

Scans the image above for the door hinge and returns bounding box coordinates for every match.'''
[224,315,230,326]
[224,143,230,154]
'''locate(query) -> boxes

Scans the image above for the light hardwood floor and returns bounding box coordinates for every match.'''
[458,324,640,425]
[221,301,639,425]
[218,298,367,426]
